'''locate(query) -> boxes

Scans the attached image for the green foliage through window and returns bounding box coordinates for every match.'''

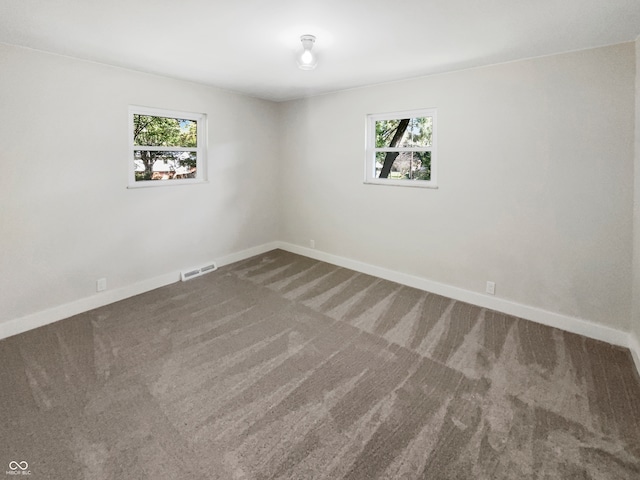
[133,115,197,148]
[365,108,437,187]
[370,113,434,183]
[129,108,205,184]
[375,117,432,149]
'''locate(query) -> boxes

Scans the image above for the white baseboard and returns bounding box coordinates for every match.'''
[0,241,281,342]
[276,242,640,374]
[0,271,180,341]
[2,240,639,379]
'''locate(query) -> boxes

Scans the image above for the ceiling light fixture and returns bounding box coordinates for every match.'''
[297,34,317,70]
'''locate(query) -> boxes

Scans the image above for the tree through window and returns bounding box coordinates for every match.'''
[365,109,437,187]
[128,106,207,187]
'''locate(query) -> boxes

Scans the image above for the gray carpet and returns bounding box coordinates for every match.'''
[1,249,639,479]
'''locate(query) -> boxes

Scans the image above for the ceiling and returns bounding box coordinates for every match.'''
[1,0,639,102]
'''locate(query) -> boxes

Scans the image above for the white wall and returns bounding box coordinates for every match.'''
[279,43,635,332]
[1,41,637,344]
[633,37,640,345]
[0,44,280,325]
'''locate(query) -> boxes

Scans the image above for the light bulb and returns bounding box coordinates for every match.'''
[300,50,313,65]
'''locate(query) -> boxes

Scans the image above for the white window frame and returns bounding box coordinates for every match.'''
[128,105,208,188]
[364,108,437,188]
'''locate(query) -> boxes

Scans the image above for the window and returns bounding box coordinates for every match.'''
[365,108,437,188]
[128,106,207,187]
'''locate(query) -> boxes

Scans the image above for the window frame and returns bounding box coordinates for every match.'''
[364,108,437,188]
[127,105,208,188]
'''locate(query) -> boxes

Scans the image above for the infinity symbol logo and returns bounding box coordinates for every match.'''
[8,461,28,471]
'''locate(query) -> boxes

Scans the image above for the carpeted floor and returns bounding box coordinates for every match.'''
[1,249,639,479]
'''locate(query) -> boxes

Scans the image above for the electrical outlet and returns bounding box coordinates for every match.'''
[486,281,495,295]
[96,278,107,292]
[310,239,315,249]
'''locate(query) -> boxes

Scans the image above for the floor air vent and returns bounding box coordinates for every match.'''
[181,262,218,281]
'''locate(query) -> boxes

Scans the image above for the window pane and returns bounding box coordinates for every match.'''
[375,119,405,148]
[375,151,431,180]
[398,117,433,148]
[133,115,197,147]
[375,117,432,148]
[134,151,197,181]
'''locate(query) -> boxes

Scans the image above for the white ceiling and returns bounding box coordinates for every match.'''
[1,0,639,102]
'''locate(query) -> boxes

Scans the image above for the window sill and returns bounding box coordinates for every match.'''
[127,179,208,189]
[363,179,438,189]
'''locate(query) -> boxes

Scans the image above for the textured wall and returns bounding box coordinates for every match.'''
[0,44,280,323]
[278,43,635,331]
[633,37,640,342]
